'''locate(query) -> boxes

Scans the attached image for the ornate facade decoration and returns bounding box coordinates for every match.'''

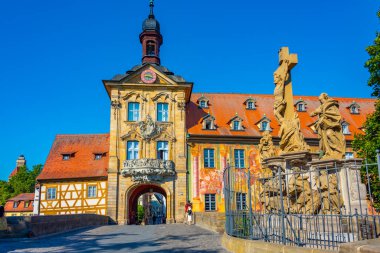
[310,93,346,160]
[122,158,175,182]
[138,115,163,141]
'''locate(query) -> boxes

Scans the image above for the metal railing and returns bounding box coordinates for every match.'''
[223,160,380,250]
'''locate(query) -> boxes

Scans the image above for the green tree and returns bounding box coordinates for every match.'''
[364,10,380,98]
[0,164,42,206]
[353,9,380,209]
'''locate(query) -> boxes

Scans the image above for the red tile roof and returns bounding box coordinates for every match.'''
[186,93,376,141]
[5,193,34,213]
[9,167,19,179]
[37,134,109,181]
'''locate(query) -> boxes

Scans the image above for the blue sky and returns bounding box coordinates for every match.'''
[0,0,378,180]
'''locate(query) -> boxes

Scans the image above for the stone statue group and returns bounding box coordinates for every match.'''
[255,47,348,215]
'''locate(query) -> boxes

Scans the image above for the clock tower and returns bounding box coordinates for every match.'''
[103,0,193,224]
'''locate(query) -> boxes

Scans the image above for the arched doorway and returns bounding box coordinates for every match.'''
[127,184,167,225]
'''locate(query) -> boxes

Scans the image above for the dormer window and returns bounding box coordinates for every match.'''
[342,121,350,135]
[228,114,244,131]
[348,101,360,114]
[197,94,209,108]
[13,201,18,208]
[62,154,71,160]
[94,154,103,160]
[244,97,256,110]
[62,152,75,160]
[294,98,307,112]
[233,121,240,130]
[256,114,272,132]
[202,114,216,130]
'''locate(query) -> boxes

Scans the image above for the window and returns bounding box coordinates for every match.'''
[233,121,240,130]
[345,152,354,159]
[342,123,350,135]
[247,101,255,109]
[94,154,103,160]
[128,102,140,121]
[200,100,207,108]
[157,103,169,122]
[350,106,359,114]
[205,194,216,211]
[157,141,169,160]
[204,149,215,168]
[234,149,245,168]
[13,201,18,208]
[62,154,71,160]
[127,141,139,160]
[236,193,247,210]
[47,188,56,200]
[24,201,30,208]
[261,121,269,131]
[297,103,305,112]
[146,40,156,56]
[88,185,97,198]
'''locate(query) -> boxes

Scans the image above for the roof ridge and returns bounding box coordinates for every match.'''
[191,92,376,100]
[56,133,110,137]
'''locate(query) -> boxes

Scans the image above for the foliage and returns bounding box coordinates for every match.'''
[353,9,380,209]
[364,10,380,98]
[0,164,42,206]
[137,204,145,223]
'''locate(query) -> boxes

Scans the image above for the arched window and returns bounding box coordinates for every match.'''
[146,41,156,56]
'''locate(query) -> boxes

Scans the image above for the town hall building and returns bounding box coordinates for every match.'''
[36,2,376,224]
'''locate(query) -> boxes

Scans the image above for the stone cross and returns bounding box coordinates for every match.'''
[278,47,298,119]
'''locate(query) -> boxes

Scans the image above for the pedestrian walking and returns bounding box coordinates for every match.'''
[187,206,193,225]
[184,200,193,225]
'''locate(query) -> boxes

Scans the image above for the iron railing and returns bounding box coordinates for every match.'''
[223,160,380,250]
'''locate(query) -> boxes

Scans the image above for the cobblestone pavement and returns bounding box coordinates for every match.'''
[2,224,230,253]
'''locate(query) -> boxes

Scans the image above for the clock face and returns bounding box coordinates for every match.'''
[141,70,157,84]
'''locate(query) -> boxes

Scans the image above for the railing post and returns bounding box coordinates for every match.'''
[278,166,286,245]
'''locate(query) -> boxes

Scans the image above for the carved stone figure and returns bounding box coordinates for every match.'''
[259,166,288,213]
[287,165,320,214]
[138,115,163,141]
[310,93,346,160]
[273,48,309,153]
[278,114,310,153]
[258,131,276,163]
[316,170,344,214]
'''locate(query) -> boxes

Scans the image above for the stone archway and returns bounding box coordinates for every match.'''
[126,183,172,225]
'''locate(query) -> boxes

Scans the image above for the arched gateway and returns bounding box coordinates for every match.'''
[126,183,170,225]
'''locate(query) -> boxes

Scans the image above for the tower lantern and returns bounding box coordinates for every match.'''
[140,0,163,65]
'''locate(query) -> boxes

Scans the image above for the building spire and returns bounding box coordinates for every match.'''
[140,0,163,65]
[149,0,155,18]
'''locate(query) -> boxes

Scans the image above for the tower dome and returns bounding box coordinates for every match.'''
[142,0,160,33]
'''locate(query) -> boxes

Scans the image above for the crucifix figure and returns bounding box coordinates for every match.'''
[273,47,309,153]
